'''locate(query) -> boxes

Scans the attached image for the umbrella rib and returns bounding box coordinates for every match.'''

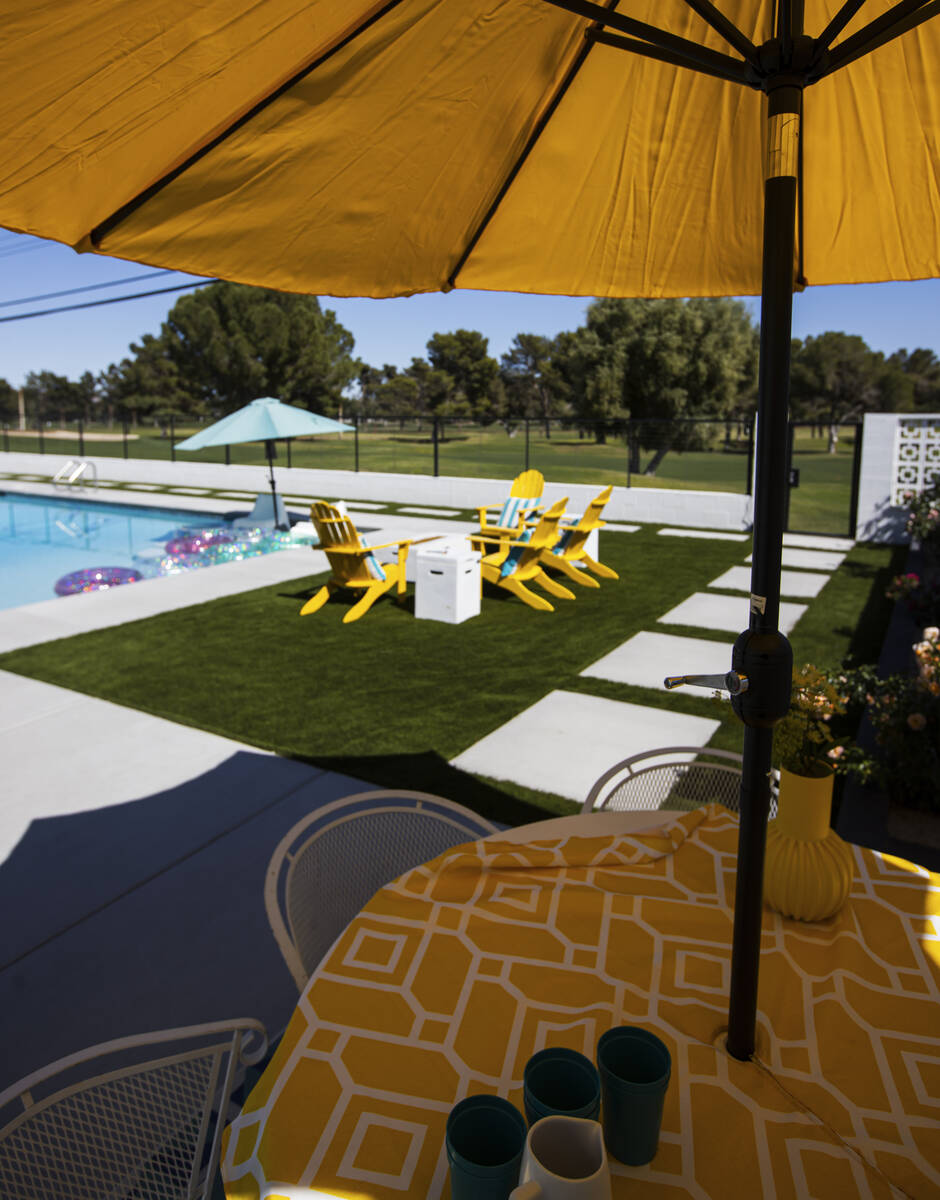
[813,0,869,53]
[813,0,939,77]
[589,30,754,86]
[89,0,409,247]
[678,0,760,62]
[777,0,793,55]
[445,1,612,290]
[796,90,807,288]
[540,0,756,79]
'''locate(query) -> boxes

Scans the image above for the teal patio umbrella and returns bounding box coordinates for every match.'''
[175,397,354,529]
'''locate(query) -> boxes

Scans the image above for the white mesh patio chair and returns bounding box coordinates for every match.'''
[265,789,499,991]
[0,1018,267,1200]
[581,746,777,817]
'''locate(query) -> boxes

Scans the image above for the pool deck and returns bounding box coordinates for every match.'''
[0,479,478,653]
[0,475,480,1092]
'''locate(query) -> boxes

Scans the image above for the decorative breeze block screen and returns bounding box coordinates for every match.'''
[892,417,940,505]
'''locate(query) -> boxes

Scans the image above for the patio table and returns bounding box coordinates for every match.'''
[221,806,939,1199]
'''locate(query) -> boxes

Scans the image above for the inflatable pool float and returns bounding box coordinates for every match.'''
[54,566,143,596]
[164,527,236,556]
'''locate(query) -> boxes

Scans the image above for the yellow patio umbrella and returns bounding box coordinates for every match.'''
[2,0,937,1060]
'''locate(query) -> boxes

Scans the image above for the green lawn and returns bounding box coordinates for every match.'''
[0,527,898,824]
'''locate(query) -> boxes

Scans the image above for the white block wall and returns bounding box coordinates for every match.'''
[856,412,940,544]
[1,451,753,530]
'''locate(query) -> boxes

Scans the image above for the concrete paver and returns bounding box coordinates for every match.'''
[398,505,461,516]
[658,528,749,542]
[451,690,719,803]
[659,592,807,635]
[581,631,734,697]
[747,547,846,572]
[782,533,854,551]
[708,566,829,599]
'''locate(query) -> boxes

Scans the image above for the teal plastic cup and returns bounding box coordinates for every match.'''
[445,1094,527,1200]
[596,1026,671,1166]
[523,1047,601,1125]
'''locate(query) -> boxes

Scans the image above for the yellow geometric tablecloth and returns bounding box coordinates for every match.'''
[222,807,940,1199]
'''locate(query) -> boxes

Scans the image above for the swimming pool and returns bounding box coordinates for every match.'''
[0,491,310,612]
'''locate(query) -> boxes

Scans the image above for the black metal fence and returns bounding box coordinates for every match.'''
[1,412,758,494]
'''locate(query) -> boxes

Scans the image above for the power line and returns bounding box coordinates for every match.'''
[0,269,180,309]
[0,279,214,323]
[0,242,47,261]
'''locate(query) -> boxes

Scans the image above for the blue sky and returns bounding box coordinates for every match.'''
[1,230,938,389]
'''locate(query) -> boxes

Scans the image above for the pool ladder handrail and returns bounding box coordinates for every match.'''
[53,459,98,492]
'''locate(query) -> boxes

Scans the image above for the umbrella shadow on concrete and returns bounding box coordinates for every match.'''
[0,750,367,1092]
[0,746,553,1093]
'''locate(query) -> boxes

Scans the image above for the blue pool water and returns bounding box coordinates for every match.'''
[0,492,236,611]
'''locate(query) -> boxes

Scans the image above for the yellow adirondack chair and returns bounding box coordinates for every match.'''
[471,469,544,553]
[300,502,412,623]
[540,485,619,587]
[477,497,576,612]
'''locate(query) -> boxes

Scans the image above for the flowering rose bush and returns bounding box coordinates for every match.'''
[902,479,940,563]
[827,628,940,812]
[886,569,940,625]
[772,664,845,777]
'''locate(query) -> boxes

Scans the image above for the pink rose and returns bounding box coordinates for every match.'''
[827,745,845,760]
[907,713,927,731]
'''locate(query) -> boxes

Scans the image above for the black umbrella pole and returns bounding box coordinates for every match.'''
[265,439,285,530]
[726,85,800,1062]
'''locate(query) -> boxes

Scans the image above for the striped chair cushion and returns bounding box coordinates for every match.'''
[359,536,387,581]
[552,528,574,555]
[500,527,534,578]
[496,495,540,529]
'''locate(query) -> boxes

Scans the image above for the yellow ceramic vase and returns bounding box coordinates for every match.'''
[764,768,854,922]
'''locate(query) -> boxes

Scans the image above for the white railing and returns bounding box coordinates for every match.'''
[52,459,98,491]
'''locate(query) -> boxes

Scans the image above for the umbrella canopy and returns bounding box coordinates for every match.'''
[173,398,353,451]
[175,397,353,529]
[3,1,937,1060]
[0,2,936,296]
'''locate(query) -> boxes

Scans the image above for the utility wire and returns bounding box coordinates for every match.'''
[0,269,181,309]
[0,279,213,323]
[0,242,47,260]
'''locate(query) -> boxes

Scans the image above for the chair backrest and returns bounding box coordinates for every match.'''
[496,470,545,529]
[0,1019,267,1200]
[310,501,363,551]
[574,485,612,533]
[265,790,499,991]
[309,501,387,582]
[500,497,568,578]
[581,746,766,816]
[555,485,612,555]
[510,469,544,500]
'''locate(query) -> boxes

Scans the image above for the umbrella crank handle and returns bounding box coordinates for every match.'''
[663,670,749,696]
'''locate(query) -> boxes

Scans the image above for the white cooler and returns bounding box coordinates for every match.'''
[415,540,481,624]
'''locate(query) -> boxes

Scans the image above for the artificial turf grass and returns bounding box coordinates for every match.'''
[0,528,747,812]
